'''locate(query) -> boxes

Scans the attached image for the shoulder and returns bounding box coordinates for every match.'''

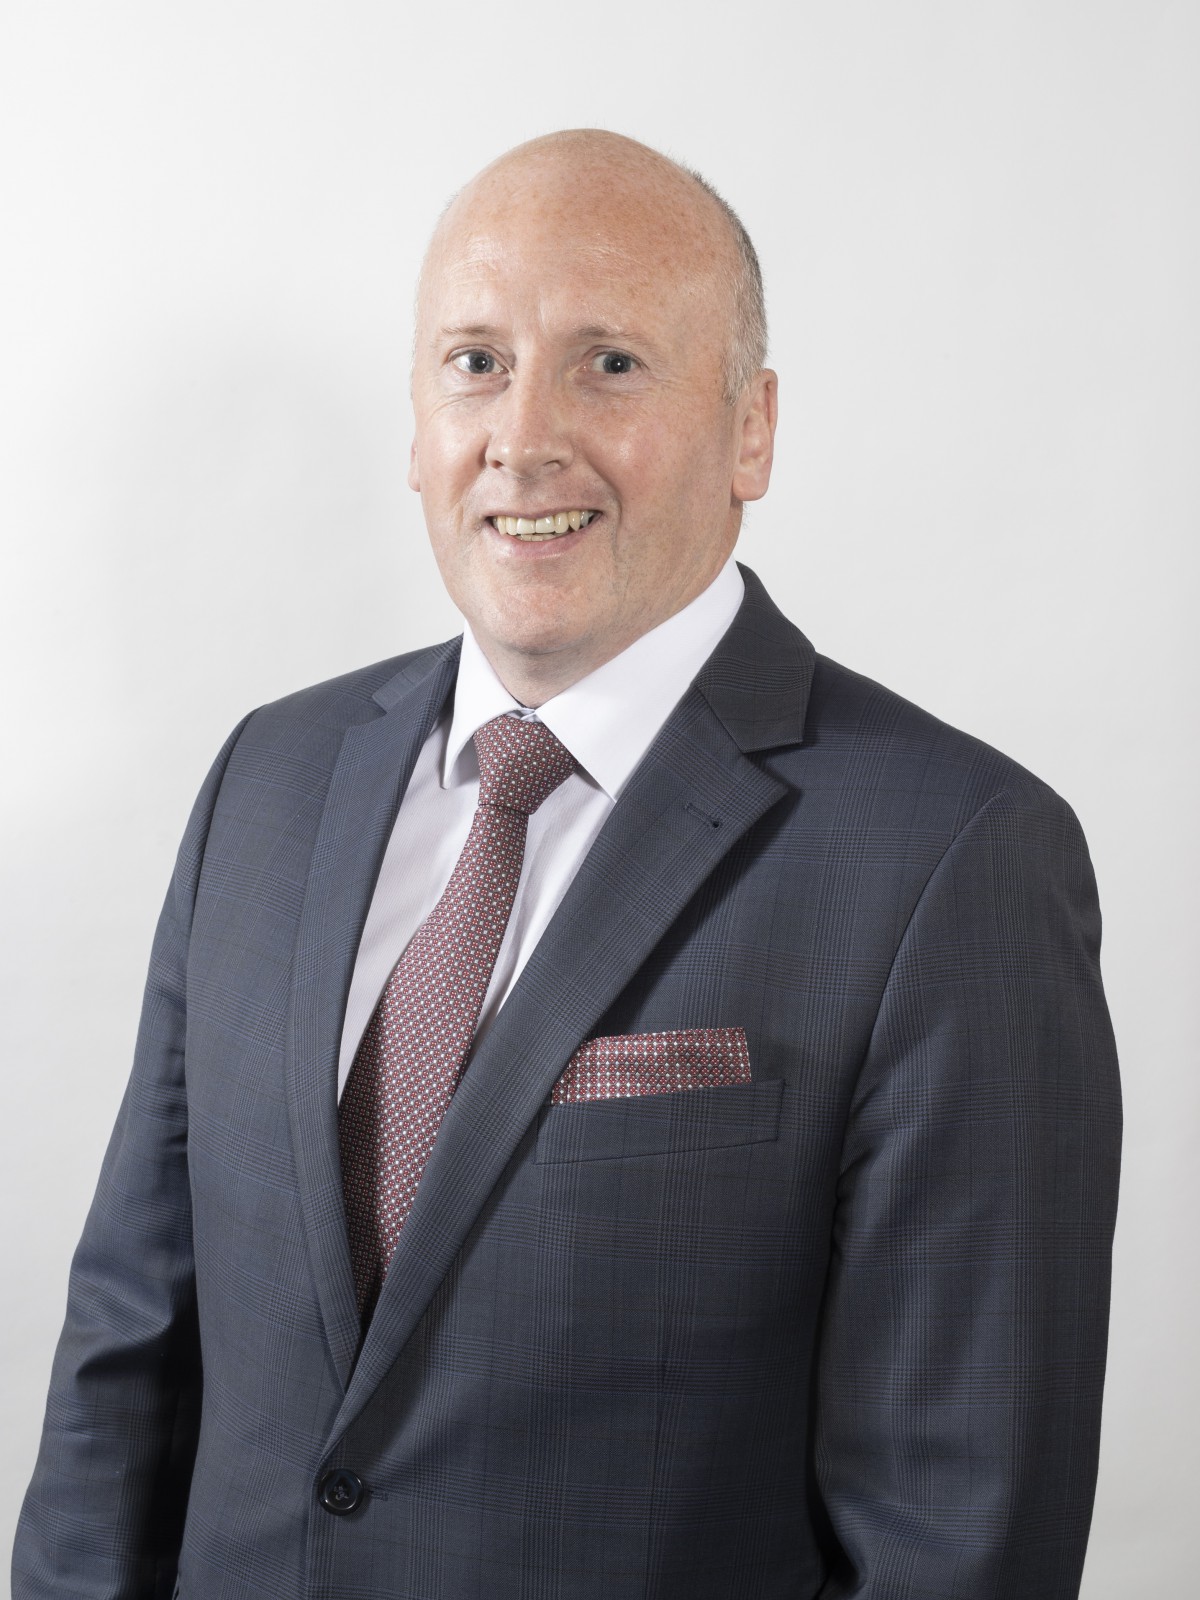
[229,636,460,756]
[185,637,463,822]
[254,637,460,726]
[787,649,1077,841]
[772,652,1101,976]
[724,565,1071,835]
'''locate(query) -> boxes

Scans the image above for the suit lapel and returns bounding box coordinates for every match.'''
[330,567,814,1437]
[285,641,460,1387]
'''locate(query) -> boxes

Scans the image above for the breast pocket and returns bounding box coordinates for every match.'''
[535,1077,784,1164]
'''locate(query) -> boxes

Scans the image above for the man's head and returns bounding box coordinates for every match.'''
[409,129,777,706]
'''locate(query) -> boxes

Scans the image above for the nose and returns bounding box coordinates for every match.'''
[486,366,574,478]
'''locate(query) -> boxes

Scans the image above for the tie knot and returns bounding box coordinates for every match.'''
[473,715,576,816]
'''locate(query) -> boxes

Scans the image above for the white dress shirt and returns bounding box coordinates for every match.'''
[336,557,745,1096]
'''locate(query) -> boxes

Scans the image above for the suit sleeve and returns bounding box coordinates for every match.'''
[813,786,1121,1599]
[13,714,253,1600]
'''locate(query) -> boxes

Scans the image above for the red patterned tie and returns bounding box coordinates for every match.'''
[338,714,576,1317]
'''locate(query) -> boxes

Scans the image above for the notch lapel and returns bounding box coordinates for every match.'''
[285,641,460,1387]
[329,568,815,1437]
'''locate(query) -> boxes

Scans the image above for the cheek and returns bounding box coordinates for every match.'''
[600,417,685,504]
[414,412,482,501]
[612,414,730,523]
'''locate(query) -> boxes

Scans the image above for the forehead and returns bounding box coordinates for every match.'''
[427,238,687,331]
[418,159,731,347]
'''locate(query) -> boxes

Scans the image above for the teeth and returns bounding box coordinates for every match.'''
[493,511,596,541]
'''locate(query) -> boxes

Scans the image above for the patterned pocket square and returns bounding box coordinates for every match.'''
[550,1026,751,1105]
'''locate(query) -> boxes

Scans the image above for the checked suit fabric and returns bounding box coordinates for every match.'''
[338,712,575,1316]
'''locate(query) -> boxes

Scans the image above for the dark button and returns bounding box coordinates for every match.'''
[318,1468,364,1515]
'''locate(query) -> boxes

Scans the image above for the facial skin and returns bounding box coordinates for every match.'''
[409,130,778,708]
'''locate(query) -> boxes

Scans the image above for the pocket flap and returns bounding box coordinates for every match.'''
[536,1077,784,1164]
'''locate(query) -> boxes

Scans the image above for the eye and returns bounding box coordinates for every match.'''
[591,350,638,375]
[452,349,499,375]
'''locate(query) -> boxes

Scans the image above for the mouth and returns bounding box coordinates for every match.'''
[488,509,600,543]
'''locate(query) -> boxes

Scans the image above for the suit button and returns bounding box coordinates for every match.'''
[318,1468,364,1515]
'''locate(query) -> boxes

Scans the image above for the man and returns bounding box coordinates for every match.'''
[14,130,1120,1599]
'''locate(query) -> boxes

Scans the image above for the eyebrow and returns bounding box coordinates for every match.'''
[436,322,640,345]
[438,324,503,341]
[571,323,634,343]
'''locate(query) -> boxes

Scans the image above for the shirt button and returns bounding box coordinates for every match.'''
[318,1468,364,1515]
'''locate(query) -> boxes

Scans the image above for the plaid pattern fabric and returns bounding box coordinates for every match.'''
[14,567,1120,1600]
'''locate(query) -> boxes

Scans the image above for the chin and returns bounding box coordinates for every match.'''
[492,622,583,663]
[483,592,598,658]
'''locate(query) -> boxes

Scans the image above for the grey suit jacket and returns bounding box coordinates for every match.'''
[14,567,1121,1599]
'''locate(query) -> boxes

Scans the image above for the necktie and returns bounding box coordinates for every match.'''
[338,713,576,1317]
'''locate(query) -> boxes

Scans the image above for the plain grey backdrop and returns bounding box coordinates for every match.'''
[2,2,1195,1592]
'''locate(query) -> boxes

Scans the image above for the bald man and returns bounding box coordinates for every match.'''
[15,131,1120,1600]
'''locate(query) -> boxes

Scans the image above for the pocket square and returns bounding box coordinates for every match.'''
[550,1026,751,1105]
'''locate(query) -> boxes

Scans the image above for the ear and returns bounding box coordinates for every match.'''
[730,369,777,504]
[407,438,421,493]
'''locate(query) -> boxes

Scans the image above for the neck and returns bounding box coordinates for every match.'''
[474,548,740,708]
[483,644,607,709]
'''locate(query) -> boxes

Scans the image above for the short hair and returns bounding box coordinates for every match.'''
[683,166,769,404]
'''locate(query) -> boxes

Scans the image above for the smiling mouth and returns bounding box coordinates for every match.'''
[489,510,599,542]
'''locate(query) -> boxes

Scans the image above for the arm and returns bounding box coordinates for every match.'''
[13,715,252,1600]
[814,787,1121,1599]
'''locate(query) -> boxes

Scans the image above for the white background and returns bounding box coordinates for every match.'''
[2,2,1196,1591]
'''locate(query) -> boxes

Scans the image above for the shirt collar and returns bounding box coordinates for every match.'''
[443,556,745,800]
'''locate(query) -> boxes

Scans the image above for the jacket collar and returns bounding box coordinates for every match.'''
[370,560,814,754]
[693,562,814,753]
